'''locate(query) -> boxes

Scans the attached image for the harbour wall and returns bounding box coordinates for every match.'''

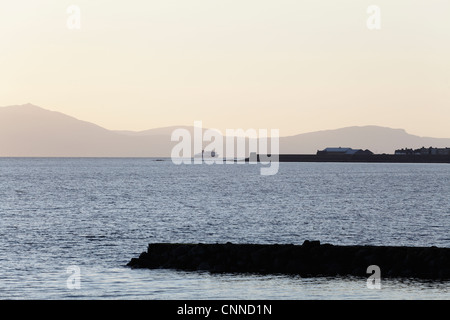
[127,241,450,279]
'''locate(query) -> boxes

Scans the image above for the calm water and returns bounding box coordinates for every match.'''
[0,158,449,299]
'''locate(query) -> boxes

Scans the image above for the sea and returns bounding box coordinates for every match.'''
[0,158,449,300]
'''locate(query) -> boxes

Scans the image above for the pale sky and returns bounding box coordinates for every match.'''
[1,1,450,137]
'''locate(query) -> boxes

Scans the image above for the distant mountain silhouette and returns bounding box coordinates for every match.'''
[0,104,174,157]
[1,104,450,157]
[114,126,195,137]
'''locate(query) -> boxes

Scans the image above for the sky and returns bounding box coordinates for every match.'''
[1,0,450,137]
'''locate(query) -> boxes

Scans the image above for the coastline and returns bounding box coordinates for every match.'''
[245,154,450,163]
[246,154,450,163]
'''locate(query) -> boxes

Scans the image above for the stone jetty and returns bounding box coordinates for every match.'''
[127,241,450,279]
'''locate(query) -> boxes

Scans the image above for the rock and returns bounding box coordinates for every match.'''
[126,242,450,280]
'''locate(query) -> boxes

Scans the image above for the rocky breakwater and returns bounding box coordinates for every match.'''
[127,241,450,279]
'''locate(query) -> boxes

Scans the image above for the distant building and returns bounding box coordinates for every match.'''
[436,148,450,155]
[316,147,373,156]
[395,147,450,156]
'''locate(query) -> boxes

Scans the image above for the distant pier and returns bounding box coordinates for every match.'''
[128,241,450,279]
[245,146,450,163]
[246,154,450,163]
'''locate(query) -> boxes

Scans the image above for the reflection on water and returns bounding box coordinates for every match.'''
[6,267,448,300]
